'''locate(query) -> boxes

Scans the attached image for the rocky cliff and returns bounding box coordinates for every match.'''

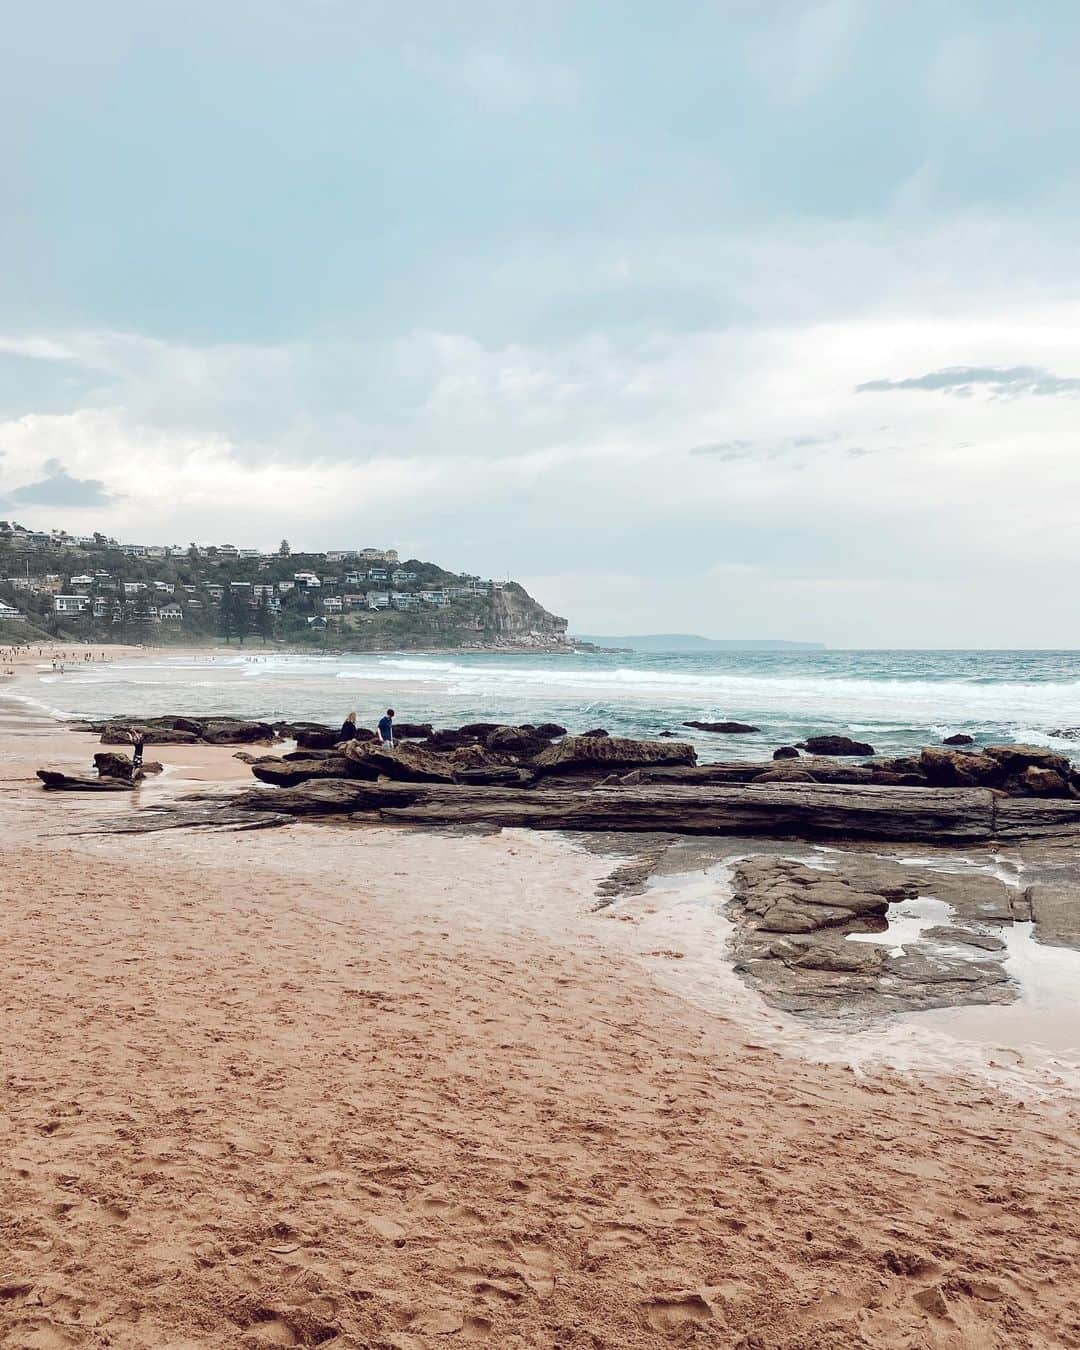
[488,583,568,644]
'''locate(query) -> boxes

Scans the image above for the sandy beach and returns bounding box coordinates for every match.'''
[2,658,1080,1348]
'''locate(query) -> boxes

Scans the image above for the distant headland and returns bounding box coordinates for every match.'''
[570,633,827,653]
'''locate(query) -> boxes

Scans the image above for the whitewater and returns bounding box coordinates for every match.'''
[7,647,1080,762]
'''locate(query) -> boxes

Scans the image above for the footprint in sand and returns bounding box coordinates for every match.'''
[643,1291,715,1333]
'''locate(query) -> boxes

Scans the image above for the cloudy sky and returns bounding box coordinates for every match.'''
[2,1,1078,646]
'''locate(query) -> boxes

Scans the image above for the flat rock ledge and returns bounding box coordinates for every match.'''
[727,856,1017,1018]
[224,778,1080,843]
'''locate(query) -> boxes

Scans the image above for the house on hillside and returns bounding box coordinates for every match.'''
[0,600,23,620]
[159,603,183,622]
[53,594,91,615]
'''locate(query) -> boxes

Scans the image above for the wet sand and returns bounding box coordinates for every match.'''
[2,701,1080,1346]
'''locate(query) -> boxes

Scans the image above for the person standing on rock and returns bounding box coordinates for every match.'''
[377,709,395,749]
[338,711,362,743]
[128,728,145,772]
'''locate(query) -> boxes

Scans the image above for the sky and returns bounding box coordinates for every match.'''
[1,1,1079,647]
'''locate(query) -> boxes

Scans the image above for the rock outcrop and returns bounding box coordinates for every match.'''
[532,736,696,776]
[37,769,134,791]
[727,856,1016,1017]
[798,735,876,757]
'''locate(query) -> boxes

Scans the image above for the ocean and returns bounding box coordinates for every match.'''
[8,647,1080,763]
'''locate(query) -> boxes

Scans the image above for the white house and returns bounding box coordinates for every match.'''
[53,594,91,615]
[159,603,183,622]
[0,600,22,620]
[322,596,343,613]
[367,592,390,609]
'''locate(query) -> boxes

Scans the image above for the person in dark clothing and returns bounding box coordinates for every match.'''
[377,708,395,748]
[338,711,361,742]
[128,727,145,771]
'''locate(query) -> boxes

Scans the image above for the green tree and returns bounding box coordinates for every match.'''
[279,539,291,557]
[217,588,238,643]
[255,594,275,645]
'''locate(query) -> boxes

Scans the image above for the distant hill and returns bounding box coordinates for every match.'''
[571,633,826,653]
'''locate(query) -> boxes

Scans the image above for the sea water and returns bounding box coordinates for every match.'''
[7,647,1080,763]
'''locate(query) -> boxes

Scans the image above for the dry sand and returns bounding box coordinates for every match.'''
[2,703,1079,1347]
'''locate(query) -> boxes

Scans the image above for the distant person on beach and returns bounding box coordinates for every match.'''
[338,711,361,742]
[128,728,145,771]
[377,709,395,748]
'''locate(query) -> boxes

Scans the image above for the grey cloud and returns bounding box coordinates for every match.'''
[9,458,115,507]
[856,365,1080,397]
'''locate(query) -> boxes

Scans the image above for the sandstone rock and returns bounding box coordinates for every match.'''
[448,744,506,770]
[532,735,696,776]
[200,719,274,745]
[294,726,346,751]
[943,733,974,746]
[453,767,533,787]
[799,735,876,756]
[342,740,455,783]
[1014,766,1071,797]
[982,743,1071,777]
[390,722,434,739]
[1026,882,1080,950]
[773,747,800,760]
[37,769,133,791]
[93,751,136,779]
[485,726,551,758]
[101,723,198,745]
[93,751,162,778]
[727,855,1014,1018]
[251,755,351,786]
[752,769,816,784]
[919,747,1003,788]
[683,720,761,734]
[874,756,924,775]
[922,926,1006,952]
[457,723,501,738]
[581,728,610,738]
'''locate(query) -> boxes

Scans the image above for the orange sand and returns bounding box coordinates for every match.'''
[2,723,1079,1348]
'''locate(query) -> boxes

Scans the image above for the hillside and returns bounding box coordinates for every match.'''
[0,524,568,651]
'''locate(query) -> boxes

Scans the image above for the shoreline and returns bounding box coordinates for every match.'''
[2,658,1079,1345]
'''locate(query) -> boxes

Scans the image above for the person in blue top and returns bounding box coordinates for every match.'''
[377,708,395,748]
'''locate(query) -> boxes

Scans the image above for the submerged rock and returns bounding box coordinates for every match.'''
[683,720,761,734]
[773,746,800,760]
[943,733,975,746]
